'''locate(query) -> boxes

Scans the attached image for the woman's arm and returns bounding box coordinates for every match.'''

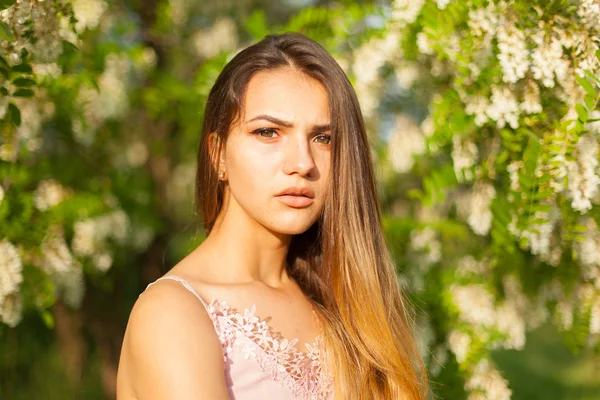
[117,280,229,399]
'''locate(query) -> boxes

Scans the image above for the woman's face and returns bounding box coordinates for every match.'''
[221,67,331,236]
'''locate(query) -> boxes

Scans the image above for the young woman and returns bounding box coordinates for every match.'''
[116,33,428,400]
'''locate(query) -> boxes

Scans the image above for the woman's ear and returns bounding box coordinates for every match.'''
[208,132,227,181]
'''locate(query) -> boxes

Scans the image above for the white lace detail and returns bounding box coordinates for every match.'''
[206,299,334,400]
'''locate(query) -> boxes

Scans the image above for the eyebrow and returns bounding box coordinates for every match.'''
[247,114,331,132]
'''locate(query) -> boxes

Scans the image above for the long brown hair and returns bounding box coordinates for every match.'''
[195,32,428,399]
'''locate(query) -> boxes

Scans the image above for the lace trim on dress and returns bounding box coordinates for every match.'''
[205,299,334,400]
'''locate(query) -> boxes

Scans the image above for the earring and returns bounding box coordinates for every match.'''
[218,170,225,180]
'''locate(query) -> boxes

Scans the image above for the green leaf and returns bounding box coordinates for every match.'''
[576,103,588,123]
[0,66,8,80]
[0,87,7,96]
[576,75,596,98]
[0,0,17,9]
[12,77,35,87]
[584,69,600,84]
[0,20,15,42]
[11,63,32,73]
[41,309,55,329]
[12,88,33,97]
[244,9,269,41]
[584,94,596,111]
[8,103,20,126]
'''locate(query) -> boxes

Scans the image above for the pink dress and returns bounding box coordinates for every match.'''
[143,275,334,400]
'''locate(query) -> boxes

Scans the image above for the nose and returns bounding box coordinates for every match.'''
[282,133,316,177]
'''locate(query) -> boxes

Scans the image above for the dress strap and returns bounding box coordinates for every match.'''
[143,275,210,309]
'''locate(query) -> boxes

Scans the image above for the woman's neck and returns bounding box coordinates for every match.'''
[199,201,293,288]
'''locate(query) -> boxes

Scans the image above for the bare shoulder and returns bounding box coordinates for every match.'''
[117,279,229,400]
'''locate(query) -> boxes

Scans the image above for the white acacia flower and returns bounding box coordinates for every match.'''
[486,86,520,129]
[0,292,23,327]
[448,330,471,363]
[456,255,489,277]
[410,227,441,266]
[465,360,512,400]
[531,32,569,89]
[521,80,543,114]
[590,296,600,335]
[567,134,600,213]
[468,5,498,37]
[467,182,496,236]
[33,179,69,211]
[0,240,23,303]
[72,0,108,32]
[388,115,425,173]
[555,300,574,330]
[71,210,130,272]
[435,0,451,9]
[192,17,238,59]
[496,24,529,84]
[495,301,526,350]
[41,231,76,274]
[451,284,496,327]
[452,136,478,182]
[577,0,600,32]
[464,95,490,126]
[391,0,424,26]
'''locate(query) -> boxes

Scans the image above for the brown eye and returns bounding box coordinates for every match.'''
[315,134,331,145]
[252,128,277,138]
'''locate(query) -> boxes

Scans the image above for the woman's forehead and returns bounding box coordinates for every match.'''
[241,68,330,124]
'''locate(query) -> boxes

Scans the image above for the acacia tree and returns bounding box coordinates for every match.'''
[348,0,600,398]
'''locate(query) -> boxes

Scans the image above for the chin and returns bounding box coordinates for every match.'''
[267,216,317,236]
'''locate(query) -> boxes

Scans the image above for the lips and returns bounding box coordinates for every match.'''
[275,187,315,208]
[275,187,315,199]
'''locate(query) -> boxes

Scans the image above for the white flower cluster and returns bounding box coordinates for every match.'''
[496,24,529,84]
[531,32,569,89]
[435,0,451,10]
[33,179,70,211]
[192,17,238,60]
[465,359,512,400]
[388,115,426,173]
[451,284,497,327]
[467,182,496,236]
[71,210,130,272]
[590,296,600,334]
[0,0,74,65]
[574,218,600,290]
[456,255,489,278]
[577,0,600,32]
[41,230,85,308]
[390,0,424,27]
[521,80,543,115]
[486,86,520,129]
[451,279,527,352]
[76,53,131,145]
[0,185,4,205]
[467,3,498,37]
[514,207,562,266]
[567,134,600,213]
[0,239,23,327]
[448,329,471,363]
[72,0,107,33]
[452,135,478,182]
[409,226,442,267]
[352,31,401,117]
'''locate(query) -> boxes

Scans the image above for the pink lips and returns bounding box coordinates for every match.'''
[275,187,315,208]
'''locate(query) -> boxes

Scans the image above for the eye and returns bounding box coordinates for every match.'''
[314,134,331,145]
[251,128,278,138]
